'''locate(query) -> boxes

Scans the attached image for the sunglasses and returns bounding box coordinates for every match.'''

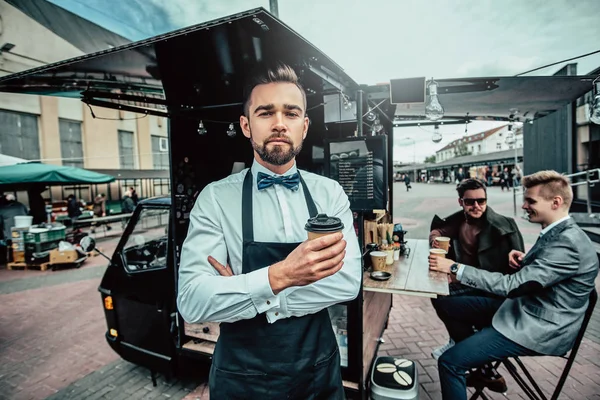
[462,198,487,206]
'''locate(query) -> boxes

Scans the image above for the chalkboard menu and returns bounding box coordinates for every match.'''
[324,136,388,211]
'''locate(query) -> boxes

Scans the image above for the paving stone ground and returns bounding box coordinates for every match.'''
[1,183,598,399]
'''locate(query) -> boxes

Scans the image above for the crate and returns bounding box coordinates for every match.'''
[12,250,25,263]
[24,226,66,244]
[24,239,61,262]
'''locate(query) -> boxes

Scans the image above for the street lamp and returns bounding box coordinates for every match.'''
[506,122,521,216]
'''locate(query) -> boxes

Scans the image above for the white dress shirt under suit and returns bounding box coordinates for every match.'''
[177,160,362,324]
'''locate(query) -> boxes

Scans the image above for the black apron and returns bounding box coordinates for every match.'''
[209,171,344,400]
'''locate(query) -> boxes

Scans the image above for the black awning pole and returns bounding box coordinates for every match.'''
[356,90,364,137]
[269,0,279,17]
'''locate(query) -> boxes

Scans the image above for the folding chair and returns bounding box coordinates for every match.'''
[471,289,598,400]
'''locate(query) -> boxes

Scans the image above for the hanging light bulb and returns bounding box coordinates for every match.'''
[372,117,383,133]
[197,120,207,135]
[590,77,600,125]
[431,124,442,143]
[226,123,237,137]
[425,79,444,121]
[365,108,377,122]
[342,94,352,110]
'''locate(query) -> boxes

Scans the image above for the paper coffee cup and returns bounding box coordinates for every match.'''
[435,236,451,251]
[429,248,447,258]
[370,251,388,271]
[305,214,344,240]
[385,249,394,265]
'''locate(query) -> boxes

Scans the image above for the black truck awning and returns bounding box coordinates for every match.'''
[0,7,359,117]
[391,76,595,121]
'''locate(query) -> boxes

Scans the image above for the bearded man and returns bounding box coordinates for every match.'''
[178,63,361,400]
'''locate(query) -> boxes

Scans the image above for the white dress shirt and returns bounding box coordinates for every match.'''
[177,160,362,324]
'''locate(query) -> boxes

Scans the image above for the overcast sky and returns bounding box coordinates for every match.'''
[48,0,600,162]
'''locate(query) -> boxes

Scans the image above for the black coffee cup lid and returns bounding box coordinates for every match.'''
[305,213,344,232]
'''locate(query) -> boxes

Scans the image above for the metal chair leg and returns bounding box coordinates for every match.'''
[503,359,543,400]
[513,357,547,400]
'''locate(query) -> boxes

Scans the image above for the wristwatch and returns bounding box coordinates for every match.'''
[450,263,460,276]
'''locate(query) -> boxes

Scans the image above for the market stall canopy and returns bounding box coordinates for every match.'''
[0,163,116,186]
[390,76,595,122]
[0,8,358,116]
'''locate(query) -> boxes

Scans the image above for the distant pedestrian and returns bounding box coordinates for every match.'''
[500,167,510,191]
[404,174,412,192]
[91,193,111,233]
[129,187,139,205]
[122,190,135,214]
[513,166,522,187]
[67,194,82,224]
[0,194,29,244]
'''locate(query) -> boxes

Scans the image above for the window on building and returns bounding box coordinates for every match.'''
[153,178,170,195]
[151,135,169,170]
[496,142,502,150]
[59,119,84,168]
[478,144,481,153]
[118,130,135,169]
[0,110,40,160]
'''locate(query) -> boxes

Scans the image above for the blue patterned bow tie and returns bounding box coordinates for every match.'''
[257,172,300,191]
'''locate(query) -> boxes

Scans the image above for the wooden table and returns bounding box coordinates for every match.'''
[363,238,449,298]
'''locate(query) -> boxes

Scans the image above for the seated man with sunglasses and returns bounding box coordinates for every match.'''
[428,178,524,391]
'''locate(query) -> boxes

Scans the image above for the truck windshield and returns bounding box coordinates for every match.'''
[122,207,170,272]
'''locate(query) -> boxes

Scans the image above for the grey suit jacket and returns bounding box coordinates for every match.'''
[460,218,599,355]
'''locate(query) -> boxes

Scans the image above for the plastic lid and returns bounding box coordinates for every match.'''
[305,213,344,233]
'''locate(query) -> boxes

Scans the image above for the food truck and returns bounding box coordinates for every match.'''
[0,9,399,398]
[1,7,594,399]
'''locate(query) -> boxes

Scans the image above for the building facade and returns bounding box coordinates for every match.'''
[0,1,170,204]
[435,125,523,163]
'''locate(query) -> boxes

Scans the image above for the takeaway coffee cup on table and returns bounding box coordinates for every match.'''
[305,214,344,240]
[370,251,388,272]
[434,236,451,252]
[429,248,447,258]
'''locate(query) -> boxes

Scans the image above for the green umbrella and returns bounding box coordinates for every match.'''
[0,162,115,186]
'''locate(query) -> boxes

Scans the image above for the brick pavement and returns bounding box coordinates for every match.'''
[1,182,599,399]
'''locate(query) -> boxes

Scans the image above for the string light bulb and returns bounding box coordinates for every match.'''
[197,120,207,135]
[431,124,442,143]
[372,117,383,134]
[226,123,237,137]
[365,108,377,122]
[425,79,444,121]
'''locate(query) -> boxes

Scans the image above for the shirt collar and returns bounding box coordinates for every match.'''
[250,159,298,178]
[539,215,570,237]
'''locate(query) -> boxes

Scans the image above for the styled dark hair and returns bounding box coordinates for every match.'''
[243,63,306,117]
[456,178,487,198]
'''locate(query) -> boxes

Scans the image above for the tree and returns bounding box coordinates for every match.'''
[454,141,472,157]
[424,155,436,163]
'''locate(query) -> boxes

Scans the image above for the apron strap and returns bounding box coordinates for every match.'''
[242,170,254,242]
[242,170,319,243]
[298,173,318,218]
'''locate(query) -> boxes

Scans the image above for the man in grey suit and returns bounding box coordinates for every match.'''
[429,170,599,400]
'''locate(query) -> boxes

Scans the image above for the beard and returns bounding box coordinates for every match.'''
[250,130,303,166]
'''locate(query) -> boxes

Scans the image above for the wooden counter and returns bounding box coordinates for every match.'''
[363,239,449,298]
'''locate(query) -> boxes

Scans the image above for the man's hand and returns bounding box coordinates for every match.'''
[508,250,525,270]
[429,255,454,274]
[208,256,234,276]
[269,232,346,294]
